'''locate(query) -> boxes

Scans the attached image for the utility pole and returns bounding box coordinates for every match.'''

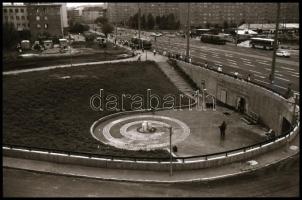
[114,3,118,45]
[186,2,190,61]
[269,3,281,84]
[138,3,141,49]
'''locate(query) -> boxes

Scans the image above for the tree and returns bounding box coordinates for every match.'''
[102,23,114,38]
[223,21,229,29]
[205,22,211,29]
[3,22,19,50]
[147,13,155,30]
[69,23,89,34]
[141,14,146,29]
[95,16,108,26]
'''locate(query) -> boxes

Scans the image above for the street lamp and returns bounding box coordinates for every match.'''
[163,125,173,176]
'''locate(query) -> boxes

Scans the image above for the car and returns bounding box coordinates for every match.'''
[276,49,290,57]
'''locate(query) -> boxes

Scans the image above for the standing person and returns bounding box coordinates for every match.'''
[219,121,227,139]
[138,53,141,61]
[247,74,251,82]
[153,49,156,56]
[204,62,208,68]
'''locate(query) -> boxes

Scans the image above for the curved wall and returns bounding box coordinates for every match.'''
[175,60,295,134]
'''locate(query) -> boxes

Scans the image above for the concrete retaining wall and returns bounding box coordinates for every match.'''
[3,60,299,171]
[175,60,294,134]
[3,123,299,171]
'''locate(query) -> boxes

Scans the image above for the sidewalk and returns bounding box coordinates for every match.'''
[3,132,299,183]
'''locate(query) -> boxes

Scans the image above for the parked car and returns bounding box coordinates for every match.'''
[276,49,290,57]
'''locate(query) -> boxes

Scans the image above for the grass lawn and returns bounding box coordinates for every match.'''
[3,61,189,159]
[3,42,131,72]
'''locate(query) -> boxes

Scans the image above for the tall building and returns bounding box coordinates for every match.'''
[67,8,82,23]
[107,2,299,28]
[2,4,29,31]
[27,3,68,39]
[82,7,106,24]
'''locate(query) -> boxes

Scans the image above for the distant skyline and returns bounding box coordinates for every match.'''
[2,2,104,7]
[67,3,104,7]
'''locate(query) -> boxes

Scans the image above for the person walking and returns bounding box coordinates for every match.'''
[219,121,227,139]
[247,74,251,82]
[153,49,156,56]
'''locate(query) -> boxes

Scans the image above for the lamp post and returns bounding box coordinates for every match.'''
[69,34,72,67]
[185,2,191,61]
[168,126,173,176]
[269,3,281,84]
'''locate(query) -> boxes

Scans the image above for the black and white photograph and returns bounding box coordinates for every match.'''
[2,1,300,197]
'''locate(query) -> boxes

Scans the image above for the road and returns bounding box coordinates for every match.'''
[3,154,299,197]
[116,29,299,95]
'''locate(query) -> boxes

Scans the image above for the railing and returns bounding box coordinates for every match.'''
[3,121,298,164]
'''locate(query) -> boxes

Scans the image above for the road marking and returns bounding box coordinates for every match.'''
[253,74,266,79]
[254,79,270,85]
[275,73,284,77]
[240,58,251,61]
[290,74,299,78]
[244,63,255,67]
[281,66,296,71]
[257,62,270,66]
[227,59,236,63]
[274,85,287,90]
[275,77,290,82]
[257,60,268,63]
[249,70,263,74]
[228,65,239,69]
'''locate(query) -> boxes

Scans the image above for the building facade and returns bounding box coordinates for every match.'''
[2,4,29,31]
[26,3,68,39]
[82,7,106,24]
[107,3,299,29]
[67,8,82,23]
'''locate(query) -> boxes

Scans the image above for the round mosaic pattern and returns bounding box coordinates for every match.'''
[92,115,190,151]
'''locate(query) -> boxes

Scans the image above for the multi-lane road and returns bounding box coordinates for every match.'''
[116,29,299,96]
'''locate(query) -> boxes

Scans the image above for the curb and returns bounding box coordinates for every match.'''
[3,150,299,184]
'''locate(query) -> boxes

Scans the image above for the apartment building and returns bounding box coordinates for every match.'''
[2,4,29,31]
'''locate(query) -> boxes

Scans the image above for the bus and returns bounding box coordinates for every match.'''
[250,38,275,50]
[130,37,152,50]
[200,34,226,45]
[191,29,211,37]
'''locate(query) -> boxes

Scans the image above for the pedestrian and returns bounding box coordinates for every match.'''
[247,74,251,82]
[142,47,144,53]
[204,62,208,68]
[219,121,227,139]
[285,83,293,99]
[138,53,141,61]
[234,72,238,79]
[153,49,156,56]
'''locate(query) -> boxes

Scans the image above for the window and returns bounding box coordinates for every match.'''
[22,16,25,20]
[5,16,8,21]
[16,16,20,20]
[44,16,48,20]
[9,9,13,13]
[37,24,41,28]
[10,16,14,20]
[4,9,7,13]
[44,23,48,29]
[36,16,40,21]
[15,8,19,13]
[21,8,24,13]
[28,23,30,27]
[23,23,26,27]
